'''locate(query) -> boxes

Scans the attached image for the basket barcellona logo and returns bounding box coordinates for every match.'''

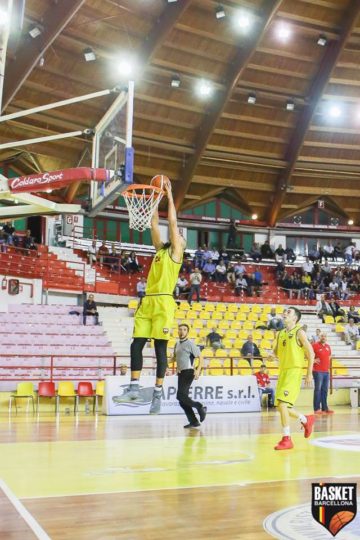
[312,483,357,537]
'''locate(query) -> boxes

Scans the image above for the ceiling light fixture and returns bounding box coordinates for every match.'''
[247,93,256,104]
[348,219,354,226]
[317,34,327,46]
[329,104,342,118]
[251,213,258,220]
[196,79,214,99]
[286,100,295,111]
[215,5,226,19]
[234,10,253,33]
[171,74,181,88]
[276,22,292,42]
[83,47,96,62]
[29,25,42,38]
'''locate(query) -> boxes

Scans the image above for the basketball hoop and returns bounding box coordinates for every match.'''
[122,184,165,231]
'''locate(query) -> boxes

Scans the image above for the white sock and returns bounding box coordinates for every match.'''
[154,386,162,394]
[283,426,290,437]
[299,414,307,424]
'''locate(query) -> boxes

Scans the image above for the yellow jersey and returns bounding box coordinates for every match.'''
[145,247,182,296]
[275,323,305,369]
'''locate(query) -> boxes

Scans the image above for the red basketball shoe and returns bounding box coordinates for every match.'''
[274,436,294,450]
[301,414,315,438]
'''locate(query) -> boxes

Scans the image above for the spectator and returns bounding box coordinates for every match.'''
[323,243,334,261]
[260,240,274,259]
[107,244,119,270]
[274,244,286,263]
[235,274,248,296]
[344,242,355,265]
[2,221,15,244]
[329,300,345,320]
[255,364,275,408]
[312,332,333,414]
[234,262,246,277]
[285,247,296,264]
[226,263,236,284]
[97,240,109,265]
[206,328,223,350]
[128,251,141,273]
[311,328,321,344]
[119,365,128,376]
[334,242,344,261]
[227,219,237,248]
[347,306,360,324]
[344,318,359,348]
[241,334,261,366]
[202,259,216,281]
[320,261,332,277]
[267,308,284,330]
[119,250,128,273]
[249,243,262,263]
[0,230,6,252]
[316,295,333,321]
[302,256,314,275]
[188,267,202,304]
[308,245,320,262]
[175,274,189,298]
[194,246,204,269]
[247,272,261,297]
[180,254,193,274]
[215,259,227,283]
[209,246,220,263]
[83,294,99,326]
[220,246,229,265]
[136,277,147,298]
[88,240,97,266]
[23,230,37,253]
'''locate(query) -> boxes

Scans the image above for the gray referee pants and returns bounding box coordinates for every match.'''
[177,369,202,424]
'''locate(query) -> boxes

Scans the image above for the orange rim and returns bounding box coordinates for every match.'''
[122,184,164,199]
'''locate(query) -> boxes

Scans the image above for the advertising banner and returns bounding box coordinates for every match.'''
[104,375,261,415]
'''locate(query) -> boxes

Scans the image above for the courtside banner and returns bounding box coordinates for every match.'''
[104,375,261,415]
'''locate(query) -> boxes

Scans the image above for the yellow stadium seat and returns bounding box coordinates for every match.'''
[335,324,345,333]
[215,303,227,312]
[204,303,215,312]
[243,321,254,330]
[168,338,176,349]
[171,328,178,337]
[191,302,203,312]
[193,320,203,329]
[239,304,250,313]
[248,312,259,322]
[199,328,209,338]
[223,339,233,349]
[215,348,227,358]
[188,330,197,339]
[275,306,284,315]
[230,321,242,330]
[225,330,237,340]
[202,347,214,358]
[194,337,202,345]
[233,339,245,349]
[237,360,252,376]
[128,299,138,310]
[264,330,275,340]
[212,312,223,321]
[335,315,343,322]
[219,321,230,330]
[208,360,224,376]
[199,311,210,320]
[251,305,262,313]
[260,339,272,350]
[263,305,272,314]
[228,304,238,313]
[253,359,263,369]
[238,330,249,340]
[179,302,191,311]
[260,314,268,323]
[252,330,263,340]
[175,310,186,319]
[224,312,235,321]
[206,320,217,329]
[236,312,247,322]
[229,348,241,358]
[332,360,348,376]
[186,311,197,320]
[324,315,335,324]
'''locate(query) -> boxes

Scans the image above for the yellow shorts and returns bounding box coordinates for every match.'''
[275,368,303,407]
[133,295,176,340]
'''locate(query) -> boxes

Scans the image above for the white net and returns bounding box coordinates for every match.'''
[122,185,164,231]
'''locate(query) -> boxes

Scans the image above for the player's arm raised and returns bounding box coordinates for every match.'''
[298,329,314,386]
[164,180,185,263]
[150,207,163,251]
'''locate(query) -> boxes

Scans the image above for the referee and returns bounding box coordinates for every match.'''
[174,323,207,428]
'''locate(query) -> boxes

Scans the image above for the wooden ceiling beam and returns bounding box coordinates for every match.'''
[2,0,86,112]
[268,0,360,227]
[172,0,282,210]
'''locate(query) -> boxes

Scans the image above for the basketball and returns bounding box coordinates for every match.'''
[329,511,355,535]
[150,175,169,190]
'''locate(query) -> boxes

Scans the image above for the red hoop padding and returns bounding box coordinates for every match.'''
[8,167,112,194]
[122,184,164,199]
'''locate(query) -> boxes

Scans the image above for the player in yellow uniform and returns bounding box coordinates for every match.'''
[125,179,186,414]
[269,307,315,450]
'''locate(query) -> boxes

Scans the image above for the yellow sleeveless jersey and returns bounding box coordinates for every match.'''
[276,323,305,369]
[145,247,182,296]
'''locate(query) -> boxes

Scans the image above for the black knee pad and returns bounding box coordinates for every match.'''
[130,337,147,371]
[154,339,168,379]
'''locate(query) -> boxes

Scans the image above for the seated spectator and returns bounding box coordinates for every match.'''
[128,251,141,273]
[2,221,15,244]
[308,245,320,262]
[136,277,147,298]
[206,329,223,350]
[88,240,97,266]
[215,259,227,283]
[329,277,339,298]
[316,295,333,321]
[260,240,274,259]
[275,244,286,263]
[226,263,236,284]
[188,267,202,304]
[329,300,345,320]
[344,242,355,265]
[97,240,109,265]
[202,259,216,281]
[334,242,344,261]
[267,308,284,330]
[285,247,296,263]
[0,230,6,252]
[344,318,359,348]
[107,244,119,270]
[320,261,332,277]
[311,328,321,344]
[241,335,261,366]
[119,250,128,273]
[302,256,314,275]
[220,246,229,265]
[255,364,275,408]
[23,229,37,253]
[83,294,99,326]
[323,243,334,261]
[194,246,204,269]
[180,252,193,274]
[249,243,262,263]
[202,246,212,263]
[248,272,261,297]
[234,262,246,277]
[209,246,220,263]
[235,275,248,296]
[175,274,189,298]
[347,306,360,324]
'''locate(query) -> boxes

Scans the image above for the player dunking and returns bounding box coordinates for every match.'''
[124,179,186,414]
[269,307,315,450]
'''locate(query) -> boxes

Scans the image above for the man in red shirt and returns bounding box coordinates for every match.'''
[255,364,275,408]
[312,332,333,414]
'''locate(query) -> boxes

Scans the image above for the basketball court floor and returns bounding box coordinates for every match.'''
[1,408,359,539]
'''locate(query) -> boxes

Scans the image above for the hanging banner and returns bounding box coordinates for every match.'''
[8,167,111,193]
[104,375,261,415]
